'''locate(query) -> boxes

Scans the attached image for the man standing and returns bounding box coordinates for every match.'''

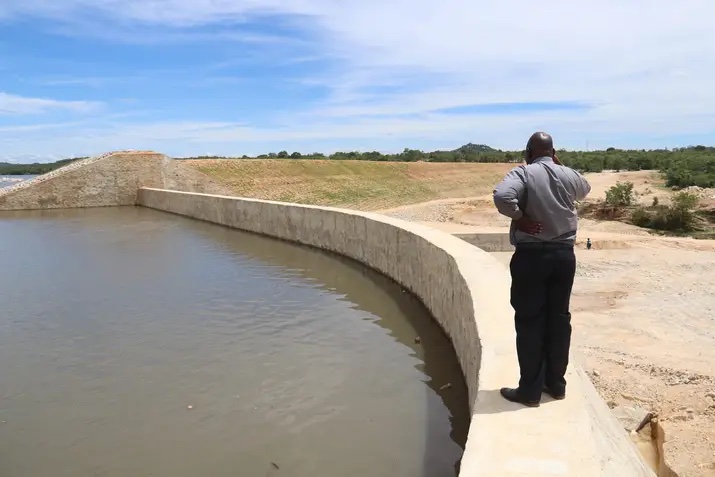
[493,132,591,407]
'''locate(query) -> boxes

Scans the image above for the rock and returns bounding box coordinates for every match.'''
[592,370,601,377]
[414,336,421,344]
[672,413,692,422]
[439,383,452,391]
[187,405,194,410]
[612,405,653,432]
[620,392,646,402]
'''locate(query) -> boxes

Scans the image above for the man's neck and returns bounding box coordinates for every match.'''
[528,156,553,165]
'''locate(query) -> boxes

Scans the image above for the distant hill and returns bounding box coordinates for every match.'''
[453,143,498,153]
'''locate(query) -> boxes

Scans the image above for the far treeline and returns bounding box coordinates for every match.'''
[3,143,715,189]
[0,158,86,176]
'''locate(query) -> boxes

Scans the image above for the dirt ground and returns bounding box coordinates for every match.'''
[378,170,715,477]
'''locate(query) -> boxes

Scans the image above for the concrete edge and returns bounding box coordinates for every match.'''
[455,232,515,252]
[136,187,654,477]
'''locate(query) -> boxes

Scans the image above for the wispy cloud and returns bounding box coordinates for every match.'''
[31,75,151,87]
[433,102,592,116]
[0,0,319,26]
[0,92,101,115]
[0,0,713,161]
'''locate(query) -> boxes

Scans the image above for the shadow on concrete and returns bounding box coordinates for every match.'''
[474,389,564,415]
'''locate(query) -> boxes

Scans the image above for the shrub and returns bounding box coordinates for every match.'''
[672,191,700,210]
[665,192,700,231]
[605,182,635,207]
[630,192,701,232]
[631,207,652,227]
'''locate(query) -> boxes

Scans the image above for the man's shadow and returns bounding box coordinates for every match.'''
[473,389,561,415]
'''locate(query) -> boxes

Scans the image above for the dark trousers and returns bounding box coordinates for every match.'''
[509,245,576,401]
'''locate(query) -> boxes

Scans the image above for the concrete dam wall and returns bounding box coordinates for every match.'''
[0,152,655,476]
[137,187,655,477]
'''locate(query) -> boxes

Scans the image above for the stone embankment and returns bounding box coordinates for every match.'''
[0,152,115,197]
[0,151,231,211]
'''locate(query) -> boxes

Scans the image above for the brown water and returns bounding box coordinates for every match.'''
[0,207,469,477]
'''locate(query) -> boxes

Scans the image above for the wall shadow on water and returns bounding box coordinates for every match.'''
[183,214,471,477]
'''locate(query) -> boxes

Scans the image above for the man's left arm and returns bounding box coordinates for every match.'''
[493,166,526,220]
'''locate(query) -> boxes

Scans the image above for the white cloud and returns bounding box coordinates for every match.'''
[2,103,712,163]
[0,0,714,156]
[0,92,100,115]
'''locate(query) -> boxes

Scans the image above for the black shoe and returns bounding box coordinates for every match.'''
[499,388,540,407]
[543,386,566,400]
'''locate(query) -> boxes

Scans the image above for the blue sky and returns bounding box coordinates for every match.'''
[0,0,714,162]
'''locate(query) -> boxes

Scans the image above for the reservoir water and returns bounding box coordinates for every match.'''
[0,207,469,477]
[0,175,36,189]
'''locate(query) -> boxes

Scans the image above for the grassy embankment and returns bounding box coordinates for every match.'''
[185,159,513,211]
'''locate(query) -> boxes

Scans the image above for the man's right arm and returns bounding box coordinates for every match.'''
[493,166,527,219]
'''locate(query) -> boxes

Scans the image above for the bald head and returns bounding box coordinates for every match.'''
[525,132,554,163]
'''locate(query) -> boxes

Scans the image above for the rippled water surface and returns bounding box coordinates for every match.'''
[0,207,468,477]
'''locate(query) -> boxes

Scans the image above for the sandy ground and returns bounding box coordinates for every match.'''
[377,171,715,477]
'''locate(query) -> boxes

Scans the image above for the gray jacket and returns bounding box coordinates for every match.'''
[493,157,591,246]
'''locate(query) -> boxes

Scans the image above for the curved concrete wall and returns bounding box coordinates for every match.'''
[455,232,515,252]
[137,187,655,477]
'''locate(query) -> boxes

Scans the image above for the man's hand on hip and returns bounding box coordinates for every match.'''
[515,216,543,235]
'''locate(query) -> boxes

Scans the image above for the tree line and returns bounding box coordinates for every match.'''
[3,144,714,189]
[185,143,715,189]
[0,158,85,176]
